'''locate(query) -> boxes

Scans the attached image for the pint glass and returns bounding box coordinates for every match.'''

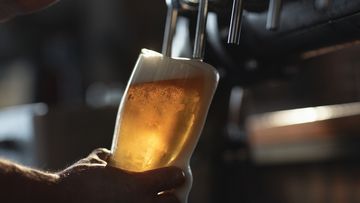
[110,49,219,203]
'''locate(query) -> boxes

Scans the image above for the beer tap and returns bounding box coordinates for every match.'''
[163,0,209,59]
[227,0,244,45]
[193,0,209,59]
[266,0,282,31]
[162,0,180,57]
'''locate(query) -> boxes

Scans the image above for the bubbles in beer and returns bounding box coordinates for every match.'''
[111,77,205,172]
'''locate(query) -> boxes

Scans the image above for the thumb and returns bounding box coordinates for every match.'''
[90,148,112,162]
[76,148,111,166]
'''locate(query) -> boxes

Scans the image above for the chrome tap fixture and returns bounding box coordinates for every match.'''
[266,0,282,30]
[162,0,180,57]
[162,0,209,59]
[227,0,244,45]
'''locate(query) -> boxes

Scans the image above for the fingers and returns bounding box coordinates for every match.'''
[137,167,185,193]
[155,192,180,203]
[74,148,111,166]
[83,148,111,165]
[91,148,111,162]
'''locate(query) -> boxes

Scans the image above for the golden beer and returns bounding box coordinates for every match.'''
[111,76,206,172]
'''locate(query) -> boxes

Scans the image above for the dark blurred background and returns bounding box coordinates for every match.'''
[1,0,360,202]
[0,0,167,166]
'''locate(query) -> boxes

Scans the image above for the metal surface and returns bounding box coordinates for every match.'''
[182,0,199,3]
[239,0,360,58]
[193,0,209,59]
[266,0,282,30]
[162,5,179,56]
[227,0,244,44]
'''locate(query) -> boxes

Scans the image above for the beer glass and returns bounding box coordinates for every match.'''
[110,48,219,203]
[110,0,216,201]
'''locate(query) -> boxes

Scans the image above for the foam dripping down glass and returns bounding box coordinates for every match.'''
[109,49,219,203]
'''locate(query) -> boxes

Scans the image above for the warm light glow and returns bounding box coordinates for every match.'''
[249,102,360,130]
[111,77,203,172]
[271,107,325,126]
[140,132,166,169]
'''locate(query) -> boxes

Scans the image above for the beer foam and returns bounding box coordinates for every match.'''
[130,49,218,85]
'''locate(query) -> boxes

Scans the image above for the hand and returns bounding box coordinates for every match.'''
[0,0,58,22]
[57,148,185,203]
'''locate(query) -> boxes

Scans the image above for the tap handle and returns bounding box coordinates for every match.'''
[163,0,209,59]
[266,0,282,31]
[227,0,244,45]
[162,0,181,57]
[193,0,209,59]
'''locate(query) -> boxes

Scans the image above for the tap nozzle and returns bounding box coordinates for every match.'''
[266,0,282,31]
[227,0,244,45]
